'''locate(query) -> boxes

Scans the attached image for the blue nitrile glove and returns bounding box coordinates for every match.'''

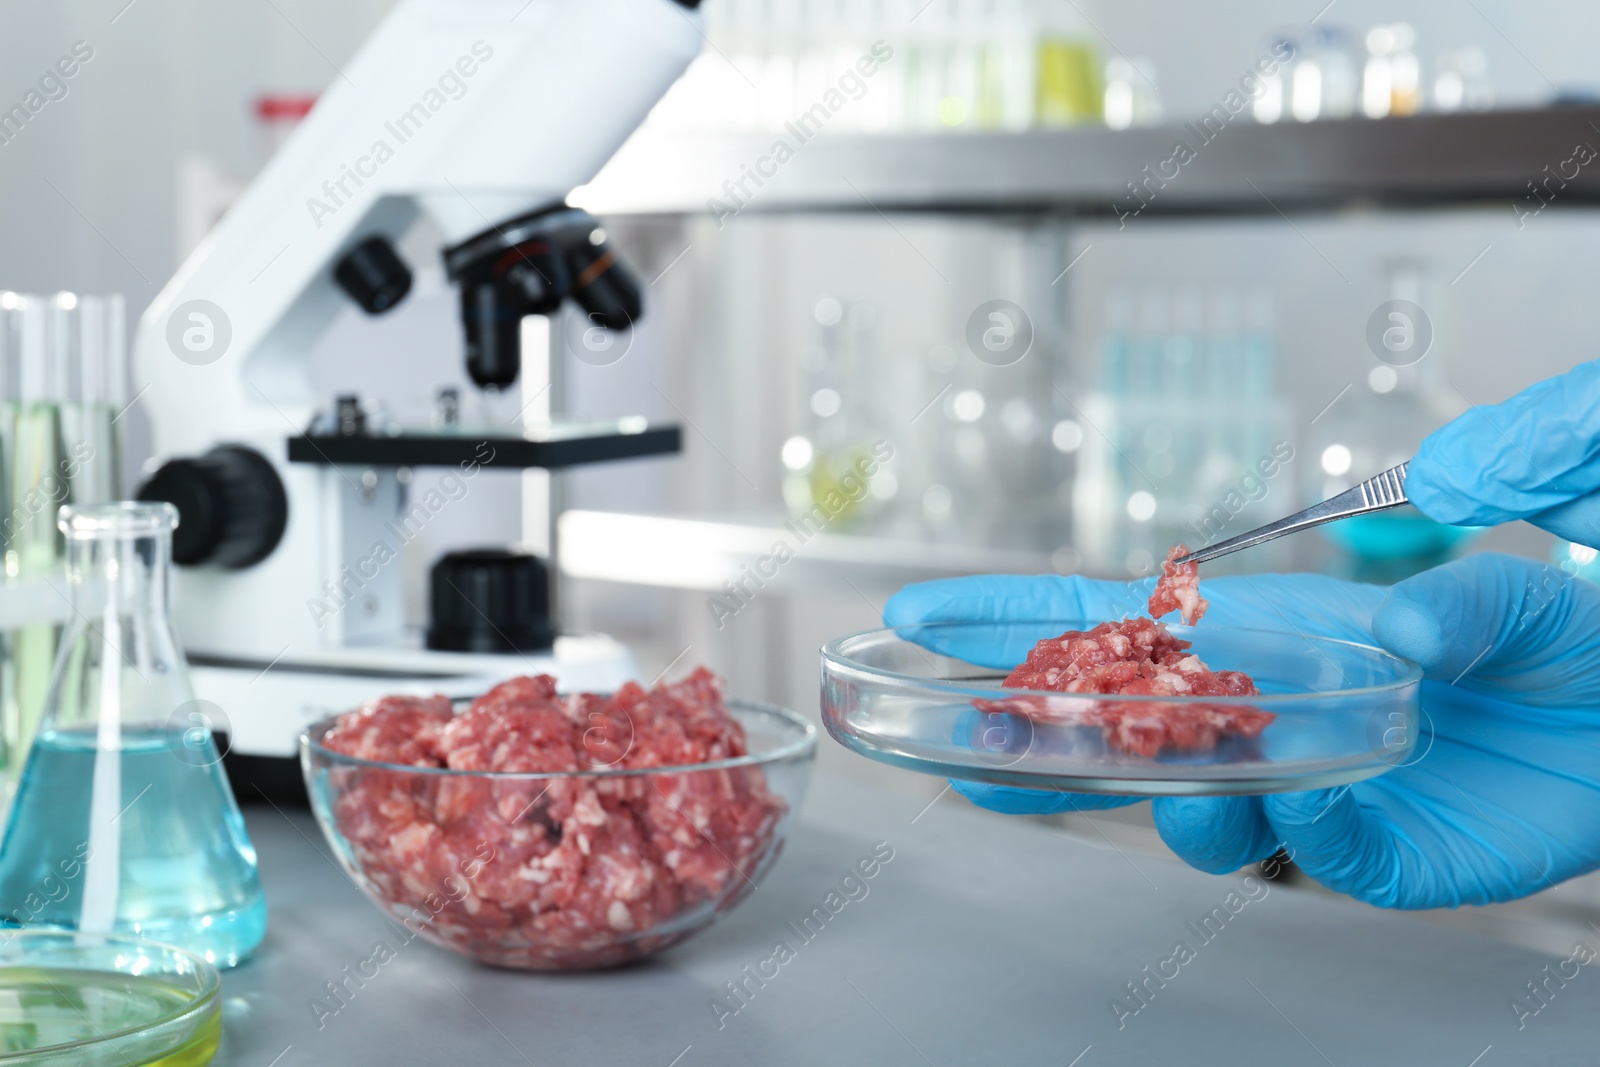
[884,554,1600,908]
[1409,358,1600,549]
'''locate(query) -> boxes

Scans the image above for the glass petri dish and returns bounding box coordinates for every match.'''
[0,930,221,1066]
[820,621,1423,796]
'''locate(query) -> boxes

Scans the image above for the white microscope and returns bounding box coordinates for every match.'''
[130,0,702,798]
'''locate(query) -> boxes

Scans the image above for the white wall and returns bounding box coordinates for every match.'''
[0,0,396,495]
[0,0,394,294]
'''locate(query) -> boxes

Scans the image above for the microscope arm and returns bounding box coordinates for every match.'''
[126,0,702,659]
[132,0,702,460]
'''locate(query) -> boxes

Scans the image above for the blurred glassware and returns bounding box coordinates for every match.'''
[786,297,888,533]
[4,292,60,778]
[900,0,944,130]
[58,294,125,506]
[1252,39,1293,124]
[794,0,839,126]
[1432,46,1493,113]
[0,294,19,544]
[1034,2,1101,127]
[760,0,803,131]
[7,296,61,582]
[657,0,1121,134]
[938,0,982,129]
[0,292,127,814]
[1074,285,1290,577]
[1363,22,1421,119]
[1290,26,1360,121]
[0,503,266,968]
[989,0,1038,131]
[854,0,901,130]
[724,0,767,132]
[1306,259,1474,583]
[1103,57,1161,130]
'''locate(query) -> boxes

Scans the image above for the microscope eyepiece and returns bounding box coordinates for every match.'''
[333,236,413,315]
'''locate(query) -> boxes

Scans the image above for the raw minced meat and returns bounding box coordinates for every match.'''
[318,668,784,970]
[983,547,1271,758]
[1146,544,1206,625]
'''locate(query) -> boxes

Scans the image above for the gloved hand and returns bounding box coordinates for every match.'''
[884,554,1600,908]
[1409,357,1600,548]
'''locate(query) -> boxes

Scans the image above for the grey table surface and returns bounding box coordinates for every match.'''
[214,773,1599,1066]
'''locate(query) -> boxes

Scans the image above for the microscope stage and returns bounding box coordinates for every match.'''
[286,419,681,469]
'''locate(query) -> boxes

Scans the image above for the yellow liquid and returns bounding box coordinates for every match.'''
[1035,39,1102,125]
[0,967,219,1066]
[807,444,877,528]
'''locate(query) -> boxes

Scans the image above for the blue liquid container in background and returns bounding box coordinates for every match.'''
[0,503,265,968]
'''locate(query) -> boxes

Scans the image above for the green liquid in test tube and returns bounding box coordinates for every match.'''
[6,295,65,803]
[0,292,128,812]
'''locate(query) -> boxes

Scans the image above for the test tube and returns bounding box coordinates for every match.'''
[1253,39,1293,124]
[17,296,49,411]
[0,294,17,557]
[0,296,12,814]
[62,294,125,505]
[4,295,64,810]
[0,291,17,429]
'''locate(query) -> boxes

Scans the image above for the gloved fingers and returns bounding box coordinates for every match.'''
[1373,553,1600,705]
[950,778,1144,815]
[1525,494,1600,551]
[884,575,1145,667]
[1260,788,1415,909]
[883,572,1387,667]
[1150,795,1279,875]
[1193,574,1387,644]
[885,574,1143,628]
[1407,358,1600,532]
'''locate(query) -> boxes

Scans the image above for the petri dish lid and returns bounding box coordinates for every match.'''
[820,620,1423,797]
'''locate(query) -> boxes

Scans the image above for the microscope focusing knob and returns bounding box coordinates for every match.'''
[333,236,413,315]
[137,446,289,568]
[426,549,555,653]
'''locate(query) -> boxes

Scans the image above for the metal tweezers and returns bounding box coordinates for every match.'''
[1173,462,1410,567]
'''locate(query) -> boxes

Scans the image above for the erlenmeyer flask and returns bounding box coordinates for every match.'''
[0,502,266,967]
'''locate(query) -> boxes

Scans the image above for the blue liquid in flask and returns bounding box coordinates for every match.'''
[0,726,267,968]
[0,502,266,968]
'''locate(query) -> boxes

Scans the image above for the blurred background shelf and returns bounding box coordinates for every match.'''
[577,106,1600,217]
[558,510,1056,593]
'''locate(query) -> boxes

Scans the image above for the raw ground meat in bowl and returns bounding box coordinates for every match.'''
[301,669,816,971]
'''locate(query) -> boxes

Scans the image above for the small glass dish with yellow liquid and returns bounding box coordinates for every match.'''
[0,931,220,1067]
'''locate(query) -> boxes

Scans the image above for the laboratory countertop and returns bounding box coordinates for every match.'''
[216,774,1598,1066]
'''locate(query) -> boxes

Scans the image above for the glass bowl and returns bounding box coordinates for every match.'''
[301,700,816,971]
[821,621,1422,796]
[0,930,221,1066]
